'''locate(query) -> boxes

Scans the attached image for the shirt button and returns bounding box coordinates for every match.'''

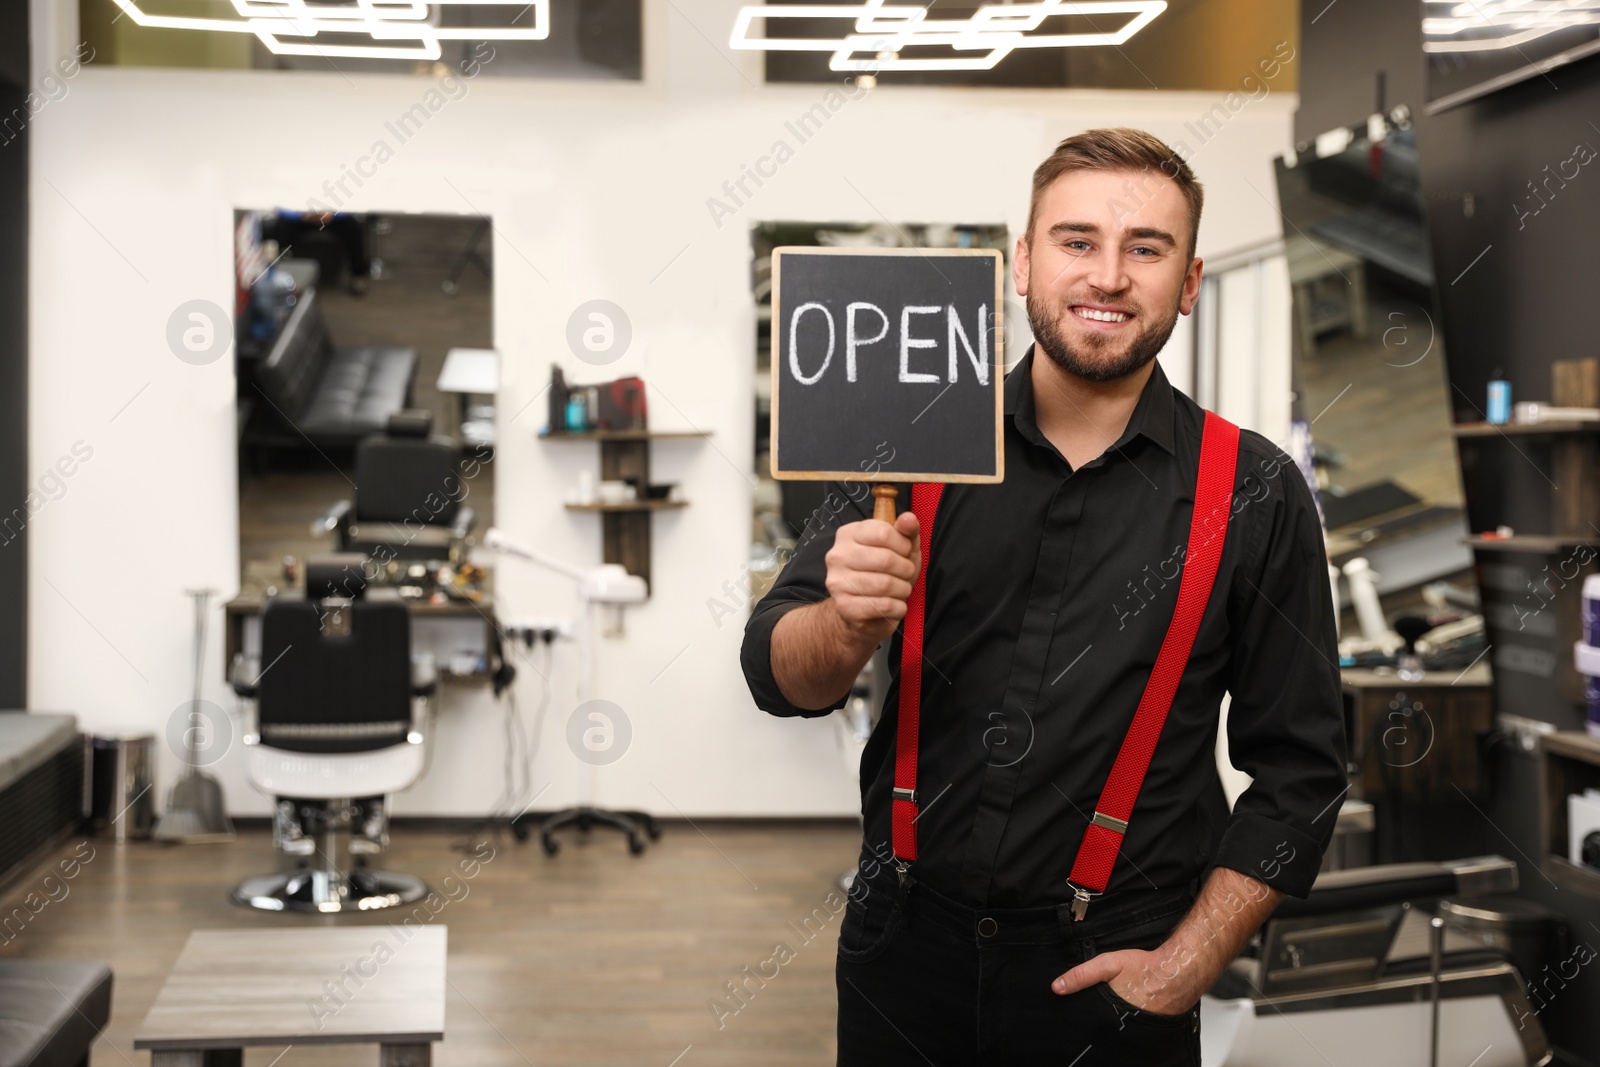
[977,916,998,938]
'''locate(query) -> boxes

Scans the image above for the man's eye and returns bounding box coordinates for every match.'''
[1130,247,1158,257]
[1065,240,1091,252]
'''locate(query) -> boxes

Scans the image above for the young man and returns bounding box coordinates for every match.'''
[741,128,1347,1066]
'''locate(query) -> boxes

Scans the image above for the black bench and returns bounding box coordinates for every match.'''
[241,286,417,466]
[0,961,113,1067]
[0,713,81,890]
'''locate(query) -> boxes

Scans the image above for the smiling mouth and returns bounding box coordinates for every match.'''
[1071,305,1133,324]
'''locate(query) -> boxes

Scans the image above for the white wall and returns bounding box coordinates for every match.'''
[26,0,1297,817]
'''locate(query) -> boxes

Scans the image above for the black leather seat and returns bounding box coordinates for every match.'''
[245,287,417,451]
[299,343,418,442]
[257,599,414,755]
[317,411,475,560]
[0,960,112,1067]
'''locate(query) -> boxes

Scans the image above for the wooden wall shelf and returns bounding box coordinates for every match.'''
[1453,421,1600,437]
[543,428,709,592]
[541,429,712,442]
[1456,362,1600,708]
[1540,731,1600,899]
[565,500,688,513]
[1464,534,1600,553]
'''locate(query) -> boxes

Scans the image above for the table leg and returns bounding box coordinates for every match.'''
[149,1054,200,1067]
[1294,282,1316,357]
[1346,261,1368,341]
[149,1050,241,1067]
[380,1043,432,1067]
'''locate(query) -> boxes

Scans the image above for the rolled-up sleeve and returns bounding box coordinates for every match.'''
[1211,450,1348,898]
[741,479,880,718]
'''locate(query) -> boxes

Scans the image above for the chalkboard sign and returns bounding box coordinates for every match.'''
[770,247,1004,484]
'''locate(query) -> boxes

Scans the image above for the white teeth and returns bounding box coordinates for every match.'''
[1074,307,1129,323]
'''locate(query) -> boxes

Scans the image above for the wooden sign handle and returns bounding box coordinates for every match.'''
[872,484,897,524]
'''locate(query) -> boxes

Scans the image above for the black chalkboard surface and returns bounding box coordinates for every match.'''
[770,247,1004,485]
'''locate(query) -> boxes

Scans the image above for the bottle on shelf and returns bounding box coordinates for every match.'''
[565,388,588,433]
[548,364,569,435]
[1487,367,1511,425]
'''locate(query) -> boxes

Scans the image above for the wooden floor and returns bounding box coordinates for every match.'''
[2,821,862,1066]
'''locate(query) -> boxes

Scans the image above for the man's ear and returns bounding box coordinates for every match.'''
[1178,255,1204,315]
[1013,232,1031,297]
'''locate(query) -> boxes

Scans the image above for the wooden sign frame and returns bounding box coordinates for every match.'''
[769,246,1006,484]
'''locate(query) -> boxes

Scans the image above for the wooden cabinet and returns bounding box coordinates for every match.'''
[1342,663,1494,797]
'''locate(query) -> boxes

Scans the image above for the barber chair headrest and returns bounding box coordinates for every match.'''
[305,554,370,601]
[386,410,434,438]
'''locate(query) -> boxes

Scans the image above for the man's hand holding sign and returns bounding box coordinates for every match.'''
[769,247,1002,713]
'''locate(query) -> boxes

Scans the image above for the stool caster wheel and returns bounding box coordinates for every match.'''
[511,819,530,843]
[627,835,646,855]
[541,834,560,856]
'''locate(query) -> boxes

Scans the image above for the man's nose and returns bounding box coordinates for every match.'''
[1084,249,1129,296]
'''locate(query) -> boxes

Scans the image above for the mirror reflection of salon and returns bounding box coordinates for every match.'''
[233,210,496,595]
[1275,116,1483,664]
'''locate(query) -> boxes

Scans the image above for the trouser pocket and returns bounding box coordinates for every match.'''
[836,883,904,964]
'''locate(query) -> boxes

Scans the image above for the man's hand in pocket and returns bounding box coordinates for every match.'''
[1050,947,1198,1016]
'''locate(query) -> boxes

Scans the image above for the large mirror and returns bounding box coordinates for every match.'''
[1275,115,1485,672]
[233,210,496,605]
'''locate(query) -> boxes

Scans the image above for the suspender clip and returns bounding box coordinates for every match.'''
[1090,810,1129,834]
[1068,883,1099,922]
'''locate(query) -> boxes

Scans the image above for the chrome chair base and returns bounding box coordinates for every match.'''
[231,867,428,914]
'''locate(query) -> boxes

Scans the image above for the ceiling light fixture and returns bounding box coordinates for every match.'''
[1422,0,1600,53]
[105,0,549,62]
[729,0,1167,73]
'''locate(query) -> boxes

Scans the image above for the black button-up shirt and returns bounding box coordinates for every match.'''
[742,347,1347,907]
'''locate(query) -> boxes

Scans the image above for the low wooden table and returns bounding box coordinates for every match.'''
[134,927,445,1066]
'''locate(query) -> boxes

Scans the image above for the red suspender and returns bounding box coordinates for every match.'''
[1065,410,1240,913]
[889,410,1241,915]
[891,482,945,863]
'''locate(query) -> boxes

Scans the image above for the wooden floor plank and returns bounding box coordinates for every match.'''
[0,823,860,1066]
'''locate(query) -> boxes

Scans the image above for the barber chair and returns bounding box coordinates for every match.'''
[229,556,436,913]
[315,410,477,563]
[1201,855,1553,1067]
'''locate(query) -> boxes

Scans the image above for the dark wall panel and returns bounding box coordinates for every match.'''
[0,1,27,706]
[1415,56,1600,423]
[1293,0,1423,145]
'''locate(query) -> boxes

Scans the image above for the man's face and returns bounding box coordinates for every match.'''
[1014,167,1203,383]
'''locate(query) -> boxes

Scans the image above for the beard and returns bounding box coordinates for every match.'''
[1026,288,1181,383]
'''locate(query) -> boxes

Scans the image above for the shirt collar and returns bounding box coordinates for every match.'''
[1004,343,1178,457]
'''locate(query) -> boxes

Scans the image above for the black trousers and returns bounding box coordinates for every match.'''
[836,869,1202,1067]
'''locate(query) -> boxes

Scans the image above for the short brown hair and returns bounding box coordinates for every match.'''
[1027,127,1204,259]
